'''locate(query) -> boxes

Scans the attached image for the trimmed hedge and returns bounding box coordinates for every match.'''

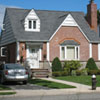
[86,58,98,70]
[52,57,62,72]
[88,70,100,75]
[52,71,69,77]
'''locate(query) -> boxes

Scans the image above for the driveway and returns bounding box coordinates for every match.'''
[3,82,50,90]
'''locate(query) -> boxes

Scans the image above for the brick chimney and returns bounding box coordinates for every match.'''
[87,0,97,33]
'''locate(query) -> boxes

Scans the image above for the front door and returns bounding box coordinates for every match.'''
[28,46,39,69]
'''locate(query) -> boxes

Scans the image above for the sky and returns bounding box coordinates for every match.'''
[0,0,100,13]
[0,0,100,31]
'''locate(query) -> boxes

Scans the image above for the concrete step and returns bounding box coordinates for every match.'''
[31,69,50,78]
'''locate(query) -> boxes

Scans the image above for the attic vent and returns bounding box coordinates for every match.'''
[24,9,40,32]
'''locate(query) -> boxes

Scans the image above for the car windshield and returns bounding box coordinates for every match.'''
[5,64,24,69]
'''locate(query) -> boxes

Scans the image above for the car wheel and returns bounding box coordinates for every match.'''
[23,81,27,85]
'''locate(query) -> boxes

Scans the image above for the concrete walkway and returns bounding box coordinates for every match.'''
[1,78,100,97]
[41,77,91,89]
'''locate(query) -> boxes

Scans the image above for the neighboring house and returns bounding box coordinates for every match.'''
[0,1,100,69]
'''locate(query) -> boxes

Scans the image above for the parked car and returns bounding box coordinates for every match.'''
[0,63,28,84]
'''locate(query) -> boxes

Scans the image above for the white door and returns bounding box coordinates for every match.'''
[28,46,39,69]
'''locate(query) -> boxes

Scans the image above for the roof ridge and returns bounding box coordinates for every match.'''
[6,7,84,14]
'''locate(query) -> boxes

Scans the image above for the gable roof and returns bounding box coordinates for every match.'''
[0,8,100,46]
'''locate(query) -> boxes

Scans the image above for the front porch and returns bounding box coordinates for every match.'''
[17,42,51,77]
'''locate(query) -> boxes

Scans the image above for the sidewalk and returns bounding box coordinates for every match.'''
[41,77,91,90]
[1,78,100,97]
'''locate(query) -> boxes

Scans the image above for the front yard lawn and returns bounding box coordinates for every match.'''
[29,79,76,89]
[0,85,11,90]
[0,92,16,95]
[55,75,100,87]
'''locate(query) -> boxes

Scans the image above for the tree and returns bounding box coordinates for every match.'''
[86,58,98,70]
[52,57,62,72]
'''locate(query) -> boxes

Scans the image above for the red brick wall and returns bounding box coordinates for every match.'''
[19,42,26,61]
[49,26,90,61]
[92,43,98,61]
[42,42,47,61]
[87,2,97,33]
[0,43,16,63]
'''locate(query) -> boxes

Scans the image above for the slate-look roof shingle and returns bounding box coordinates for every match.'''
[60,40,80,46]
[0,8,100,46]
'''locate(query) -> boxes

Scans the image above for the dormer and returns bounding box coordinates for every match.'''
[24,9,40,32]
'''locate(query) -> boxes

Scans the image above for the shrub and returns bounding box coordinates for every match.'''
[71,70,76,76]
[60,71,69,76]
[64,60,82,75]
[76,70,82,76]
[97,70,100,75]
[81,69,88,76]
[52,57,62,72]
[52,72,61,77]
[88,70,99,75]
[86,58,98,70]
[52,71,69,77]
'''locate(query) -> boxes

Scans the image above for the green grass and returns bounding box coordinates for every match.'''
[29,79,76,89]
[55,75,100,87]
[0,85,11,90]
[0,92,16,95]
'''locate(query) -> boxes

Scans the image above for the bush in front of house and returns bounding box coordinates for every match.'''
[88,70,100,75]
[86,58,98,70]
[64,60,82,75]
[76,70,82,76]
[52,57,63,72]
[71,70,76,76]
[52,71,61,77]
[52,71,68,77]
[81,69,88,76]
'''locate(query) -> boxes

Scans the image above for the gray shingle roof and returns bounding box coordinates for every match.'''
[60,40,80,46]
[0,8,100,46]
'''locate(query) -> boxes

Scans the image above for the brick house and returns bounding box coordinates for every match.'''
[0,1,100,69]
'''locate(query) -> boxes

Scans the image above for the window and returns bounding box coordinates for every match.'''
[28,20,36,30]
[33,21,36,29]
[60,46,79,60]
[1,47,7,57]
[29,20,32,29]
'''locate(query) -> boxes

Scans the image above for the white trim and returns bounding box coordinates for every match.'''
[39,46,42,61]
[75,46,77,59]
[60,46,62,60]
[1,47,6,57]
[47,42,50,61]
[89,43,92,58]
[65,46,67,59]
[60,45,80,60]
[98,44,100,60]
[78,46,80,60]
[16,42,20,61]
[49,14,90,42]
[26,45,29,58]
[25,9,40,32]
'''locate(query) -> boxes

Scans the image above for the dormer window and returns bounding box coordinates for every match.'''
[28,20,36,29]
[24,9,40,32]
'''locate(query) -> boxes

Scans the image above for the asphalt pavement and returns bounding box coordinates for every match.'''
[2,82,50,90]
[0,92,100,100]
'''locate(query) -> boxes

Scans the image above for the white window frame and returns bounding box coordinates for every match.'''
[28,19,37,30]
[60,45,80,61]
[1,47,6,57]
